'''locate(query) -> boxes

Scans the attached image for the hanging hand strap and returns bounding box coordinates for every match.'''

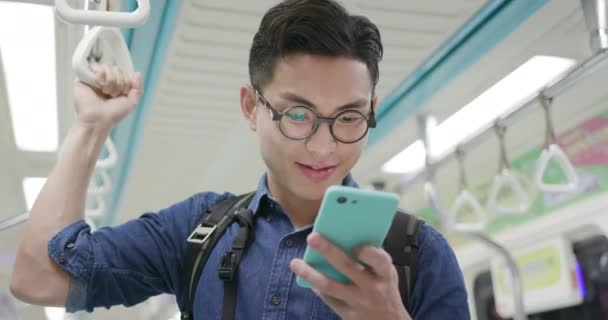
[88,170,112,195]
[534,96,579,193]
[72,26,134,87]
[85,194,106,218]
[487,122,531,215]
[448,147,487,233]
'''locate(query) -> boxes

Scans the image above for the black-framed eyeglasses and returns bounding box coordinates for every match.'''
[255,90,376,144]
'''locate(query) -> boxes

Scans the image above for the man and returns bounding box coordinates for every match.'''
[10,0,470,319]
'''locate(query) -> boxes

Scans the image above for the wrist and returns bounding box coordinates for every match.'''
[63,121,113,163]
[74,119,113,137]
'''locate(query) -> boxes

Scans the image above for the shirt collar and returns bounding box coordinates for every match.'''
[247,172,359,215]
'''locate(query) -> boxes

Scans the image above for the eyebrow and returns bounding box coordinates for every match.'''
[279,92,370,112]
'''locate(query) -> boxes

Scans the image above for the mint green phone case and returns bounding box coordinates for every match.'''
[296,185,399,288]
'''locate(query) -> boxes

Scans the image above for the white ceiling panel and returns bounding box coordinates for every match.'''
[118,0,488,223]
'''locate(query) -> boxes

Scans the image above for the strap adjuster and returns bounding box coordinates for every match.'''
[187,224,217,244]
[219,251,237,281]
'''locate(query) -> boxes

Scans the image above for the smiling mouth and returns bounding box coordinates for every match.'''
[296,163,337,181]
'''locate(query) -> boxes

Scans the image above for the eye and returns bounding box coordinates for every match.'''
[337,112,364,124]
[285,107,313,122]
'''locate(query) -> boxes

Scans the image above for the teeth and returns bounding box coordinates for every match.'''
[301,163,333,170]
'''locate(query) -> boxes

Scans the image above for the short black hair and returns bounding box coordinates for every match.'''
[249,0,383,91]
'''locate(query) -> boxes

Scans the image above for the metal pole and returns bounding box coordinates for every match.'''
[0,0,53,4]
[470,232,527,320]
[0,213,29,231]
[416,113,449,230]
[581,0,608,54]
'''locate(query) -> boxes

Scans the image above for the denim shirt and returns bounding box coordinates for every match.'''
[49,174,470,319]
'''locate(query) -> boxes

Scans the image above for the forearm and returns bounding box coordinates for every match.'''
[11,122,111,304]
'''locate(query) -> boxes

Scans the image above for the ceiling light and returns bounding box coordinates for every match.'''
[383,55,576,174]
[0,3,58,151]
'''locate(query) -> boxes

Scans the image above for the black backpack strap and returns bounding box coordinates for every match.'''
[219,207,255,320]
[181,193,255,320]
[383,209,424,314]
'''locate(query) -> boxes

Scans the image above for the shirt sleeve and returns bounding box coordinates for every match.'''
[47,192,231,312]
[410,224,471,319]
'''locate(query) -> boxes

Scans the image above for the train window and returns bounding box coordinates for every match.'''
[473,235,608,320]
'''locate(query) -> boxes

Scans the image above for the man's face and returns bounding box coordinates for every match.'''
[242,54,376,201]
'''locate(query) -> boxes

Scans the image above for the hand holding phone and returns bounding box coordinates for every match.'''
[296,186,399,288]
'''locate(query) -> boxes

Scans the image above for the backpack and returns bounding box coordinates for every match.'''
[180,193,424,320]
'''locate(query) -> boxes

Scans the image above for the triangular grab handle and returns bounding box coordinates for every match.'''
[88,169,112,195]
[72,26,135,87]
[85,195,106,218]
[534,144,579,193]
[448,190,487,233]
[487,169,531,215]
[95,138,118,169]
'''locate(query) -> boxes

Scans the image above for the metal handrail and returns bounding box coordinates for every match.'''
[54,0,150,27]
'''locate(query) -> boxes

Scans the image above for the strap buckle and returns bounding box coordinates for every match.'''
[187,224,217,244]
[219,251,237,281]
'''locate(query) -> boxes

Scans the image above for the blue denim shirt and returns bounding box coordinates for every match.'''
[49,174,470,319]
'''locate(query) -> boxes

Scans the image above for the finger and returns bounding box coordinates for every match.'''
[131,72,142,93]
[355,246,395,280]
[307,232,371,287]
[111,66,124,98]
[90,63,106,86]
[290,258,358,303]
[125,72,142,109]
[101,64,116,97]
[121,70,133,96]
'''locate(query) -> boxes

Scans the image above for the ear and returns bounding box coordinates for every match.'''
[372,95,378,111]
[240,85,257,131]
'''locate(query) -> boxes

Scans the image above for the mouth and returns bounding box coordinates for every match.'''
[296,162,337,182]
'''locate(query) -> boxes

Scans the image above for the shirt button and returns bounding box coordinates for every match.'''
[66,243,74,249]
[271,295,281,305]
[265,214,273,222]
[58,253,66,264]
[284,239,294,247]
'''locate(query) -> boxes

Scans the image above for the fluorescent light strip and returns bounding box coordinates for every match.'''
[383,55,576,174]
[382,139,426,175]
[0,3,58,152]
[22,177,46,211]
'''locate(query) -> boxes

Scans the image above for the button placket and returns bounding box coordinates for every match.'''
[284,238,294,247]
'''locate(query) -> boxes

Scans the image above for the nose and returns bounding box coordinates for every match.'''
[305,121,337,157]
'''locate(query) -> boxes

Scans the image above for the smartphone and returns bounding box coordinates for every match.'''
[296,185,399,288]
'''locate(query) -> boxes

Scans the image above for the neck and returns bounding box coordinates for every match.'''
[266,176,321,229]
